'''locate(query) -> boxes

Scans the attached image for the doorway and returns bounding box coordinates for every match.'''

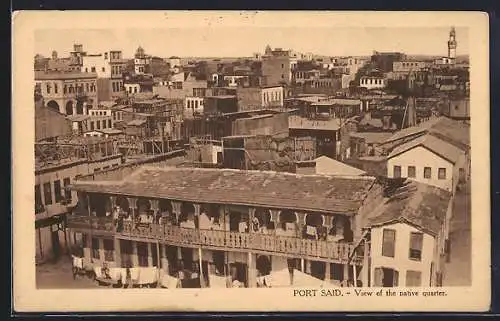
[374,267,399,287]
[51,229,61,262]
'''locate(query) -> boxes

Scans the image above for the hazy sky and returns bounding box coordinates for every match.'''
[35,27,468,59]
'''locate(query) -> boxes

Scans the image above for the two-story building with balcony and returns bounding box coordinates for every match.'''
[66,166,379,287]
[65,166,453,288]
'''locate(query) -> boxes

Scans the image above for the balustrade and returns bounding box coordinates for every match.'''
[66,216,358,262]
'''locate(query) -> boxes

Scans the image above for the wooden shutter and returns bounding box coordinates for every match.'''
[374,268,383,286]
[393,270,399,287]
[382,229,396,257]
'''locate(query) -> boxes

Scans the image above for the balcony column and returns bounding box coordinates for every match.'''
[296,212,306,237]
[171,201,182,224]
[193,203,201,229]
[361,240,370,287]
[113,237,122,268]
[98,238,105,262]
[269,209,281,234]
[131,241,139,267]
[198,247,205,288]
[127,197,138,220]
[160,244,169,275]
[147,242,153,267]
[248,208,256,234]
[324,262,331,281]
[150,199,160,236]
[109,196,117,208]
[247,252,257,288]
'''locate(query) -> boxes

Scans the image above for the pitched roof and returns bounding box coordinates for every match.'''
[384,116,470,150]
[387,134,464,164]
[314,156,366,176]
[70,166,376,215]
[362,181,452,236]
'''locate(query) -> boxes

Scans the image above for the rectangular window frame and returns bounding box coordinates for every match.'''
[408,166,416,178]
[53,180,63,203]
[43,182,52,205]
[424,167,432,179]
[409,232,423,261]
[393,165,402,178]
[438,168,447,180]
[382,229,396,258]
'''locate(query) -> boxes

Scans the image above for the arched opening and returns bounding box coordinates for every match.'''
[65,101,74,115]
[199,204,220,229]
[46,100,60,112]
[252,208,272,233]
[76,101,84,114]
[136,198,152,223]
[179,202,195,227]
[228,209,249,233]
[329,215,353,241]
[278,210,297,233]
[89,194,111,217]
[304,213,327,240]
[159,199,174,224]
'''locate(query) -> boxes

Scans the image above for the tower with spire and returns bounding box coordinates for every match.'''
[448,27,457,60]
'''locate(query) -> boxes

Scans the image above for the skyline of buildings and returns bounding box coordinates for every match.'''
[34,26,469,60]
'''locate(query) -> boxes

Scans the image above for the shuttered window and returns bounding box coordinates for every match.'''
[409,232,423,260]
[382,229,396,258]
[406,270,422,287]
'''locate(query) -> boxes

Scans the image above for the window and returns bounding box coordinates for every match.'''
[91,238,100,259]
[104,52,108,60]
[424,167,432,179]
[281,64,284,68]
[108,119,112,128]
[393,165,402,178]
[91,67,96,72]
[35,184,43,213]
[409,232,423,260]
[438,168,447,180]
[406,270,422,287]
[96,121,101,130]
[85,68,88,73]
[90,121,94,130]
[408,166,416,178]
[103,239,114,262]
[54,83,58,94]
[43,182,52,205]
[102,120,107,129]
[63,85,67,94]
[46,84,51,94]
[63,178,71,200]
[53,180,63,203]
[102,67,105,72]
[382,229,396,258]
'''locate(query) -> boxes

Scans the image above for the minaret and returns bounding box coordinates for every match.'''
[448,27,457,60]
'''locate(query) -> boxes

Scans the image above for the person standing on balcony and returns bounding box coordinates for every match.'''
[252,216,260,232]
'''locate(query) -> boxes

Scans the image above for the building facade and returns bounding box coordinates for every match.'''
[35,71,98,115]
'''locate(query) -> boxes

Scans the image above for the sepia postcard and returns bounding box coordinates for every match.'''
[12,11,490,313]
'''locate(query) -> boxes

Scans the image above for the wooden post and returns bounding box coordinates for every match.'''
[361,240,370,287]
[301,258,305,272]
[198,247,204,288]
[353,264,358,287]
[156,240,161,288]
[86,193,93,263]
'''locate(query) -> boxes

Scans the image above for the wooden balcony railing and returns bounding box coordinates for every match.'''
[67,217,358,262]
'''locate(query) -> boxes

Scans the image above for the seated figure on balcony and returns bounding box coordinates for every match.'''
[251,216,260,232]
